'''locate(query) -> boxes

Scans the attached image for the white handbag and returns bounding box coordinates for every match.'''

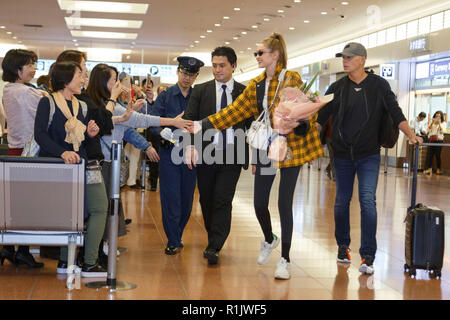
[246,109,273,151]
[246,69,287,151]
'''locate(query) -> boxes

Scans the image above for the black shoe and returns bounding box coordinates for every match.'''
[39,246,60,260]
[150,187,157,191]
[337,245,351,263]
[14,251,44,268]
[0,247,15,266]
[98,249,108,269]
[204,249,219,265]
[81,262,107,278]
[57,260,68,274]
[164,246,179,255]
[128,184,143,190]
[76,247,84,266]
[125,218,132,225]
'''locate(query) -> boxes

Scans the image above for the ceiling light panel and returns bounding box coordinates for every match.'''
[71,30,138,39]
[57,0,149,14]
[65,17,143,29]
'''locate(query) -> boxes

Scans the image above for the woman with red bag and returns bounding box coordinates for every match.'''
[424,111,446,175]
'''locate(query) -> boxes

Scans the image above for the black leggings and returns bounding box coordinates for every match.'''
[254,163,301,262]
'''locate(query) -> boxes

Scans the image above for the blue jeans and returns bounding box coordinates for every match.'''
[333,154,380,259]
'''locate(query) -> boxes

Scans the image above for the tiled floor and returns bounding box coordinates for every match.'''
[1,162,450,300]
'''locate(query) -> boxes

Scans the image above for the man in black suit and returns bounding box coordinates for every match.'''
[185,46,251,265]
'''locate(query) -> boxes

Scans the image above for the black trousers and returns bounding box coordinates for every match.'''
[148,135,160,188]
[426,140,443,170]
[254,161,301,260]
[197,163,242,251]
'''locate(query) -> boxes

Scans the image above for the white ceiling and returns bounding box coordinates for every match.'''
[1,0,450,81]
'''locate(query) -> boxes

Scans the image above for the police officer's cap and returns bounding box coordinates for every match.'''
[177,56,204,74]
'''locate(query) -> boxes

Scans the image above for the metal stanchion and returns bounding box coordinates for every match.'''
[140,150,146,190]
[86,141,136,291]
[384,148,388,174]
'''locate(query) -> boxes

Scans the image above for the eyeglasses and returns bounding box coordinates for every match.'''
[179,70,198,79]
[253,50,271,57]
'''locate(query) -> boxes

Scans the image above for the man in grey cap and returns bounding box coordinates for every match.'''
[148,56,204,255]
[317,42,421,275]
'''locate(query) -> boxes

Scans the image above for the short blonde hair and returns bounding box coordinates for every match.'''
[262,33,287,68]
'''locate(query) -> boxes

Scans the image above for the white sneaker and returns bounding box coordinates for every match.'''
[358,256,375,275]
[274,258,291,280]
[257,234,280,265]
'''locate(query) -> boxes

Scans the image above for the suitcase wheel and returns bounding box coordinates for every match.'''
[430,270,442,279]
[409,268,416,278]
[404,264,410,273]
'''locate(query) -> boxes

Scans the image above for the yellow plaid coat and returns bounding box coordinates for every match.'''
[207,64,323,168]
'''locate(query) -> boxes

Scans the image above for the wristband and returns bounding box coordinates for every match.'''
[107,99,116,104]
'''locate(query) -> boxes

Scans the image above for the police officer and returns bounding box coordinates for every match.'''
[149,56,204,255]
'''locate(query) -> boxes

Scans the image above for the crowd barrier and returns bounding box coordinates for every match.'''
[408,142,450,175]
[0,156,85,289]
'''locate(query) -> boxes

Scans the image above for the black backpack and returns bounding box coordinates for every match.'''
[379,96,399,148]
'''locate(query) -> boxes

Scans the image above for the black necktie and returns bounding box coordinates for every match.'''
[220,84,227,148]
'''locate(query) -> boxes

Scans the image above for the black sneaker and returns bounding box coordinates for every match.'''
[337,245,351,263]
[164,246,179,255]
[359,255,374,274]
[81,263,107,278]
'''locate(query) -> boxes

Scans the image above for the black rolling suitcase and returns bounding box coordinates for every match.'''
[404,144,445,279]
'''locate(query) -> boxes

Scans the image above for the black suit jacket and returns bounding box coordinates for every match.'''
[185,79,251,169]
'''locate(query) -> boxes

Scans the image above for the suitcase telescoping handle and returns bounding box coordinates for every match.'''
[410,143,420,211]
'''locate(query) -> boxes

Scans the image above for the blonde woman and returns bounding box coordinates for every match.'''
[193,33,323,279]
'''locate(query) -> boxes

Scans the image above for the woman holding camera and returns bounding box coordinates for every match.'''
[424,111,446,175]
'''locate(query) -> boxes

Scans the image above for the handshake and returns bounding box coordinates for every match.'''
[159,118,202,143]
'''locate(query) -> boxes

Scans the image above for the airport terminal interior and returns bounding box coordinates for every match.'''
[1,0,450,301]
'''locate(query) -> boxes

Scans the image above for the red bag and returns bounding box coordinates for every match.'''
[429,135,438,142]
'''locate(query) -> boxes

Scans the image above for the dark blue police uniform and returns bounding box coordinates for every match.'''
[149,56,204,254]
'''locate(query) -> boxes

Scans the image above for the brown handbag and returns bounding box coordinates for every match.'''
[429,135,438,142]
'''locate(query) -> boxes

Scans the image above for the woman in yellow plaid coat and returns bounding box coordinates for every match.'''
[200,33,323,279]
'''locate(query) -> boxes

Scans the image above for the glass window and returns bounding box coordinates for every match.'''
[407,20,418,38]
[446,93,450,130]
[368,33,377,48]
[386,27,396,43]
[396,24,407,41]
[377,30,386,46]
[430,94,446,119]
[430,12,444,32]
[445,10,450,29]
[360,35,369,47]
[418,16,431,35]
[415,94,431,120]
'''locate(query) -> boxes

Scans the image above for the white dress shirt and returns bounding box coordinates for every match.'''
[214,79,235,149]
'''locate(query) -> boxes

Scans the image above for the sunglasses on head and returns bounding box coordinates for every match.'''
[253,50,270,57]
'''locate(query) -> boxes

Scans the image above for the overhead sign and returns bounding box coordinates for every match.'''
[429,59,450,77]
[35,59,178,80]
[380,64,396,80]
[409,37,430,53]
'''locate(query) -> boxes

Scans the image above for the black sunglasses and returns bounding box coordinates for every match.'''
[253,50,270,57]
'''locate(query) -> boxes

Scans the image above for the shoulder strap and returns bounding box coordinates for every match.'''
[267,69,287,112]
[100,137,112,152]
[79,100,88,118]
[47,95,56,129]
